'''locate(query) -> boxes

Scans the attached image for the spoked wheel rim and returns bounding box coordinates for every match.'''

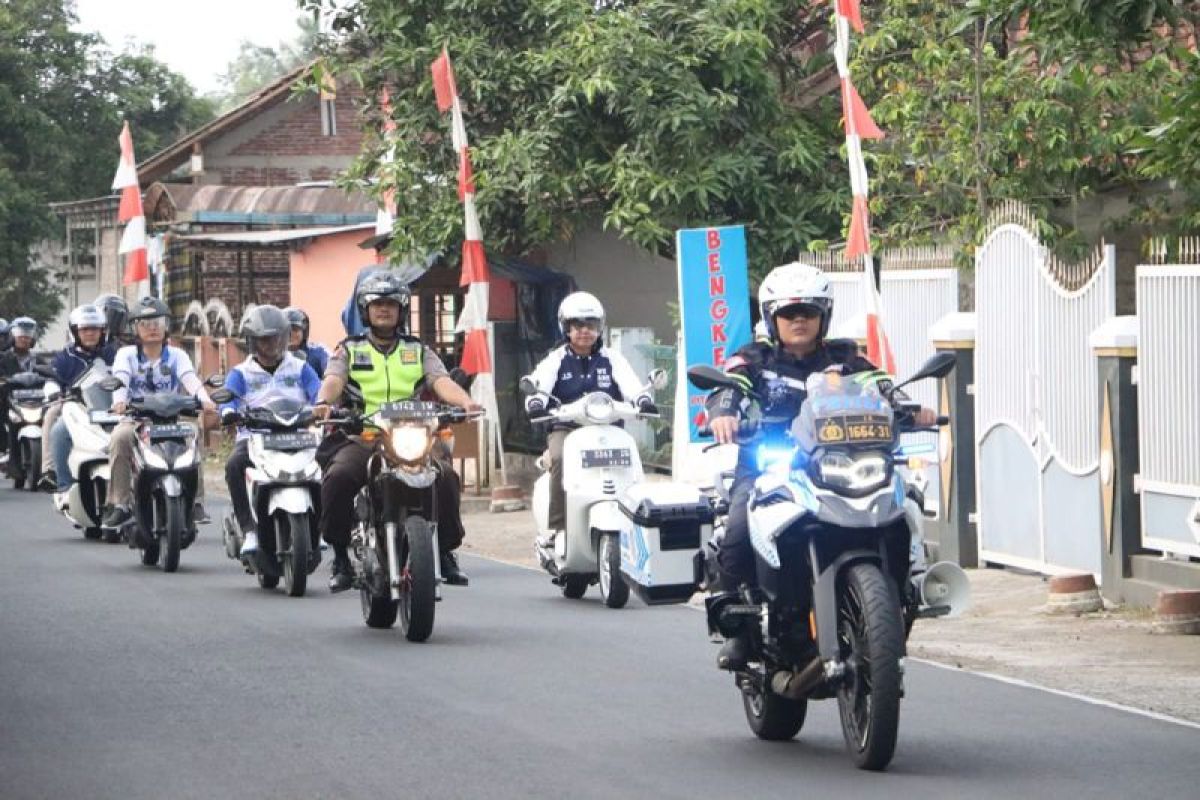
[838,580,873,750]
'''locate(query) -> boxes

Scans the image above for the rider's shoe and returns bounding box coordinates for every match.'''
[440,550,469,587]
[192,502,212,524]
[328,556,355,593]
[535,530,558,550]
[717,632,753,671]
[239,530,260,556]
[101,504,133,529]
[37,472,57,493]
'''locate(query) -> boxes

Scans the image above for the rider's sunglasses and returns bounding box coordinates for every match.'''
[567,319,600,332]
[774,304,822,321]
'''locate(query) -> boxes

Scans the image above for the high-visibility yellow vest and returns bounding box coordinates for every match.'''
[344,338,425,416]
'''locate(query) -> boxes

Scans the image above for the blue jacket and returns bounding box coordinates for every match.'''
[293,344,330,378]
[52,343,116,387]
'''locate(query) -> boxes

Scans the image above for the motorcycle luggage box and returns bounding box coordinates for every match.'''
[617,483,714,605]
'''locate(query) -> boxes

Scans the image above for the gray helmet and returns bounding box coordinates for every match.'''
[68,304,107,348]
[283,306,309,346]
[242,305,289,364]
[129,297,171,339]
[355,271,411,329]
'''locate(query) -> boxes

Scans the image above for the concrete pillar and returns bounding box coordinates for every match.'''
[927,312,977,567]
[1089,317,1142,602]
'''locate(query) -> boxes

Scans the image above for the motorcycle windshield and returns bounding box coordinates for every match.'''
[791,371,895,455]
[77,366,114,411]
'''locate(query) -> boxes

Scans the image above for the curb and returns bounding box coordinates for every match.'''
[1153,589,1200,635]
[1045,573,1103,614]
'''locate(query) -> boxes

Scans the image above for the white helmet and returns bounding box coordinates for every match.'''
[68,304,107,348]
[757,261,833,341]
[557,291,605,339]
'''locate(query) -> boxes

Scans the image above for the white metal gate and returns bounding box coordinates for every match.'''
[1136,264,1200,558]
[974,219,1115,575]
[827,266,959,512]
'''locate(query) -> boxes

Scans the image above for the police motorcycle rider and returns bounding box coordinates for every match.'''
[101,297,216,529]
[220,305,322,555]
[283,306,330,379]
[524,291,657,549]
[41,304,118,493]
[704,262,938,671]
[312,271,481,591]
[0,317,42,473]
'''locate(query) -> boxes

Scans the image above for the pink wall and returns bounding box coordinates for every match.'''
[289,229,374,349]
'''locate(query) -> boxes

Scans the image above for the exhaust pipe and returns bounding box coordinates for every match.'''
[771,656,824,699]
[912,560,971,618]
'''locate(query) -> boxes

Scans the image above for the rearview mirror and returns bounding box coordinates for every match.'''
[208,388,234,404]
[35,364,59,380]
[449,367,472,391]
[205,373,226,387]
[518,376,538,396]
[342,382,364,409]
[99,377,124,392]
[648,368,668,391]
[686,365,737,392]
[894,352,956,392]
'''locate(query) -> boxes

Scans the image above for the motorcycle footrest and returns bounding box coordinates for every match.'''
[722,604,762,617]
[916,604,951,619]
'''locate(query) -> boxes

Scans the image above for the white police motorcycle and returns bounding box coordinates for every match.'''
[214,392,322,597]
[55,363,120,541]
[687,354,970,771]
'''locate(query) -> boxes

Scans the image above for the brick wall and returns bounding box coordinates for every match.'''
[229,94,364,158]
[193,248,291,321]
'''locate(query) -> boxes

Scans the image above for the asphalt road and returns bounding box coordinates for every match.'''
[1,488,1197,800]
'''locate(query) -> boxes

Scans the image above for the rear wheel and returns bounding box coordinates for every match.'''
[282,513,310,597]
[560,575,589,599]
[836,563,904,771]
[597,532,629,609]
[161,495,185,573]
[24,439,41,491]
[743,685,808,741]
[141,540,160,565]
[398,516,437,642]
[258,573,280,589]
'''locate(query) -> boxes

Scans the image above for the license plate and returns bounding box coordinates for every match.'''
[582,448,632,468]
[148,423,191,440]
[264,432,317,451]
[378,400,440,419]
[12,389,43,400]
[818,415,892,445]
[89,410,119,425]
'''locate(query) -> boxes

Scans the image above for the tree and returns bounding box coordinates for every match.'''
[0,0,213,320]
[305,0,848,279]
[211,14,319,112]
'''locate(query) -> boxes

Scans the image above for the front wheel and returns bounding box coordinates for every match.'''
[24,439,41,491]
[161,495,185,573]
[743,686,808,741]
[597,532,629,609]
[836,563,904,771]
[398,516,437,642]
[560,575,589,599]
[282,513,310,597]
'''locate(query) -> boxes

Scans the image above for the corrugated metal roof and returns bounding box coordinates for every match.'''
[149,183,375,219]
[176,223,375,246]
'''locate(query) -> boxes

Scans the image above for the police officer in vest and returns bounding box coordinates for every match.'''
[313,271,481,591]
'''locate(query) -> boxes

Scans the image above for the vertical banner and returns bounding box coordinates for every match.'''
[675,225,751,446]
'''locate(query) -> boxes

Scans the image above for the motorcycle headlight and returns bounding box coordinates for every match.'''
[815,451,890,493]
[390,424,432,463]
[20,406,42,424]
[755,444,794,474]
[584,394,615,424]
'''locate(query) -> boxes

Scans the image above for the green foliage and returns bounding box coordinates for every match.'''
[854,0,1186,257]
[0,0,213,320]
[304,0,848,279]
[1133,51,1200,230]
[210,15,319,113]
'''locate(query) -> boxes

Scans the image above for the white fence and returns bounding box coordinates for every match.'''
[974,217,1115,576]
[1136,264,1200,558]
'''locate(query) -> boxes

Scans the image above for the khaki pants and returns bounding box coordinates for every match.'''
[547,429,568,530]
[108,420,205,508]
[40,400,63,473]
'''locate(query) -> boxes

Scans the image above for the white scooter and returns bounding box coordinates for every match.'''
[520,370,669,608]
[4,365,58,490]
[214,392,323,597]
[56,363,120,541]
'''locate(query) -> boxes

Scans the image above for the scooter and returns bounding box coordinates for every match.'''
[687,354,971,771]
[215,393,323,597]
[56,363,120,541]
[3,365,58,490]
[520,370,677,608]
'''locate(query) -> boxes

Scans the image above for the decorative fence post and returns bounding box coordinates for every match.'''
[1090,317,1142,600]
[927,312,978,567]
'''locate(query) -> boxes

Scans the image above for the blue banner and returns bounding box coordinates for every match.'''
[676,225,751,443]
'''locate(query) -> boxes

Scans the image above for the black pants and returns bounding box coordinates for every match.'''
[319,438,465,553]
[718,473,757,590]
[224,439,254,532]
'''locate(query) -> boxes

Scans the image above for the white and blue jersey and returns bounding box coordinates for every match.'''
[111,344,204,404]
[221,353,320,440]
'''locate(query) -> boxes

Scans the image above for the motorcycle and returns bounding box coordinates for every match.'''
[99,377,206,573]
[335,398,482,642]
[215,392,323,596]
[56,363,120,541]
[519,371,678,607]
[3,365,58,490]
[687,353,970,771]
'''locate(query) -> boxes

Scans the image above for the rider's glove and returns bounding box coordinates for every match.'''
[525,395,547,416]
[636,395,658,415]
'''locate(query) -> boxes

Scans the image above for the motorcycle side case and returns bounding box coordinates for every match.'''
[617,482,714,605]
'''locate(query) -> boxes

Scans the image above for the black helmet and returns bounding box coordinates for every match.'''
[283,306,309,346]
[94,293,129,340]
[242,305,290,365]
[354,271,411,329]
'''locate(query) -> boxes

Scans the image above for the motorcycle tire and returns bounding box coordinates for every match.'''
[743,686,808,741]
[282,512,309,598]
[836,562,903,771]
[25,440,41,491]
[597,532,629,609]
[258,573,280,589]
[361,560,398,629]
[398,516,436,643]
[161,495,185,573]
[560,575,589,599]
[84,527,103,540]
[141,540,161,566]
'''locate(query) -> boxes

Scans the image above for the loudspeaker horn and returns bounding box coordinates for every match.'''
[914,561,971,618]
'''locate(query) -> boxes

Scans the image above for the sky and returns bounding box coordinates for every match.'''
[72,0,308,95]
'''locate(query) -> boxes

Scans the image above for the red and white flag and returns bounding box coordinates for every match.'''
[832,1,895,374]
[111,121,149,285]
